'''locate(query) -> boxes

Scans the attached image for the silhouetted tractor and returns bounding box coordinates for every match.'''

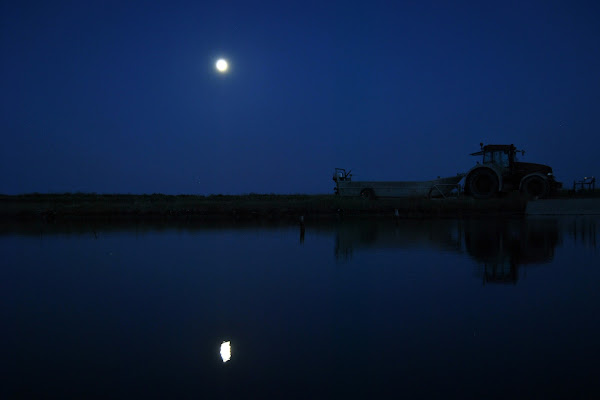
[464,144,561,199]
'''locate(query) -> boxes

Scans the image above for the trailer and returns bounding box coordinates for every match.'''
[333,168,465,199]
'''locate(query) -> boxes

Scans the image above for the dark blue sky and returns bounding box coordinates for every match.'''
[1,0,599,194]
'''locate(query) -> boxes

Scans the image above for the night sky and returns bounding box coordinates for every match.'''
[2,0,599,195]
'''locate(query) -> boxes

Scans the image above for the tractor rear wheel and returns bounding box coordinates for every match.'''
[521,176,549,199]
[467,169,499,199]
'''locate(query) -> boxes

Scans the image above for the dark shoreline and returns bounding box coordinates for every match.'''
[0,192,531,221]
[2,191,599,222]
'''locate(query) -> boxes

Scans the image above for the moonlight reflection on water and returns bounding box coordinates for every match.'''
[220,341,231,363]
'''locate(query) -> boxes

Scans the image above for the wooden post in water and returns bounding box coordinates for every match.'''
[299,215,305,244]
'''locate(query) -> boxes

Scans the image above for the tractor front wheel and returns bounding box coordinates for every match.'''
[521,176,549,199]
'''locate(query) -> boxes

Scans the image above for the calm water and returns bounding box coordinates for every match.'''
[2,217,599,399]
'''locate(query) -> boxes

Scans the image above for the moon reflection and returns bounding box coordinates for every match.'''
[220,341,231,362]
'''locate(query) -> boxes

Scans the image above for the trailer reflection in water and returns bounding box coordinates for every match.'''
[334,217,573,284]
[334,219,463,260]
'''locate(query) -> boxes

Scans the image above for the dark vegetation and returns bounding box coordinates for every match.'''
[0,192,539,221]
[1,189,597,221]
[553,188,600,198]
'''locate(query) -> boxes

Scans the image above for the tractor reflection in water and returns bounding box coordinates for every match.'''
[333,218,562,285]
[464,218,560,284]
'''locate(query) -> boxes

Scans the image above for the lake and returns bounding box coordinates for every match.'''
[2,217,599,399]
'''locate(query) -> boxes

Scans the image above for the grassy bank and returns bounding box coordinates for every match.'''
[0,192,529,220]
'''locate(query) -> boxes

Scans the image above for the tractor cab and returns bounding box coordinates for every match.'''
[470,144,521,172]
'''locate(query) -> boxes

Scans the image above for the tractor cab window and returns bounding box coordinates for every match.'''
[483,152,492,164]
[497,151,509,167]
[483,151,509,167]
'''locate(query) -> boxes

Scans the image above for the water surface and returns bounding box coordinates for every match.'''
[2,217,599,398]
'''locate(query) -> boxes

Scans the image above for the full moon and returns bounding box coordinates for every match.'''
[216,59,229,73]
